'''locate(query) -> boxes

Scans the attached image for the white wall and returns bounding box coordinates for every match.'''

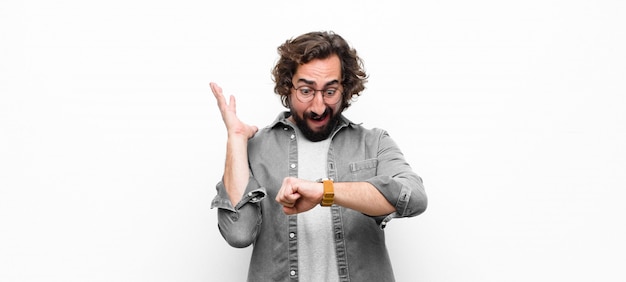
[1,1,625,281]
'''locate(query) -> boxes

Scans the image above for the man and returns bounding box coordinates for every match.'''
[210,31,427,282]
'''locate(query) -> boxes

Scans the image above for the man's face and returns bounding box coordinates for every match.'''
[288,55,344,142]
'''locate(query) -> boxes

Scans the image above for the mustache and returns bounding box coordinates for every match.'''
[306,107,331,119]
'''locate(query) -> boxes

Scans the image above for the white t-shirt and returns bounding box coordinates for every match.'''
[292,124,339,282]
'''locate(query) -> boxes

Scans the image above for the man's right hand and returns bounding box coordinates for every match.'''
[210,82,258,140]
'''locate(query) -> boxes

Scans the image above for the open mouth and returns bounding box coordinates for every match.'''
[310,113,326,121]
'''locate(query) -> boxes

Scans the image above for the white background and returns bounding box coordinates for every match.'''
[1,0,625,281]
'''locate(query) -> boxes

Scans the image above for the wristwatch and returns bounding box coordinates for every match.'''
[318,178,334,207]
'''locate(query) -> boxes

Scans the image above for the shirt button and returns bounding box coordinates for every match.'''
[289,232,296,239]
[247,192,253,197]
[290,270,296,276]
[290,163,296,169]
[283,127,289,131]
[290,134,295,139]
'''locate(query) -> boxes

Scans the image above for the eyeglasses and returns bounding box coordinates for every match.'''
[293,85,342,104]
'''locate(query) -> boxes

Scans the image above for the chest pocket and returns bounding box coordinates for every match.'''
[348,158,378,181]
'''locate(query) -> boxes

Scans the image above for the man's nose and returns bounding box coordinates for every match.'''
[310,91,326,114]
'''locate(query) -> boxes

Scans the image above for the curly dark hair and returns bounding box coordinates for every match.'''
[271,31,368,110]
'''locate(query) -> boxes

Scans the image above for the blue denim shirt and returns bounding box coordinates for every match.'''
[211,112,427,282]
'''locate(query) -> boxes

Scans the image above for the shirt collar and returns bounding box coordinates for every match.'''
[268,111,359,131]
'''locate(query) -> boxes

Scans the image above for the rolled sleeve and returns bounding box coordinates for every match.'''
[210,176,267,248]
[366,174,427,218]
[364,129,428,226]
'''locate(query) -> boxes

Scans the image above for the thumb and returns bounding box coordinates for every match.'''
[248,125,259,138]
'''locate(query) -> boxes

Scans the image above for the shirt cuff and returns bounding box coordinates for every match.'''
[210,177,267,212]
[366,176,413,216]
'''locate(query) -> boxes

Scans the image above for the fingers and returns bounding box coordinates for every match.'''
[210,82,227,108]
[276,188,300,208]
[282,206,297,215]
[209,82,222,99]
[210,82,238,112]
[210,81,257,139]
[275,178,300,208]
[229,95,237,114]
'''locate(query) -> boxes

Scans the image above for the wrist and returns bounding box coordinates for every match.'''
[227,131,250,141]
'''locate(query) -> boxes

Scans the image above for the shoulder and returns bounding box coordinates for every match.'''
[341,120,388,139]
[248,112,293,146]
[335,118,390,146]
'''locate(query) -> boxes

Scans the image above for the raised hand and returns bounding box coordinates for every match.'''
[210,82,259,205]
[210,82,258,139]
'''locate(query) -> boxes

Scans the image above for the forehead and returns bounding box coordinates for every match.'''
[293,55,341,85]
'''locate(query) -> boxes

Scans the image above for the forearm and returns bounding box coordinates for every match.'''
[223,135,250,205]
[333,181,395,216]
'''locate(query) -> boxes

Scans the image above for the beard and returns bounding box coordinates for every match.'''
[290,106,341,142]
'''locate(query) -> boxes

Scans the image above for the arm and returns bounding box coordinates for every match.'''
[366,130,427,218]
[334,181,395,216]
[276,129,426,218]
[210,82,258,205]
[210,82,264,248]
[223,134,252,205]
[275,178,394,216]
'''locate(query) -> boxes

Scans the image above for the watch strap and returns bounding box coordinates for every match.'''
[320,178,334,207]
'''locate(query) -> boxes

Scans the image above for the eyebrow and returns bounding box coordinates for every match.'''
[296,78,340,87]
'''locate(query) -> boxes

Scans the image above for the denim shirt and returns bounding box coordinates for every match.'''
[211,112,427,282]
